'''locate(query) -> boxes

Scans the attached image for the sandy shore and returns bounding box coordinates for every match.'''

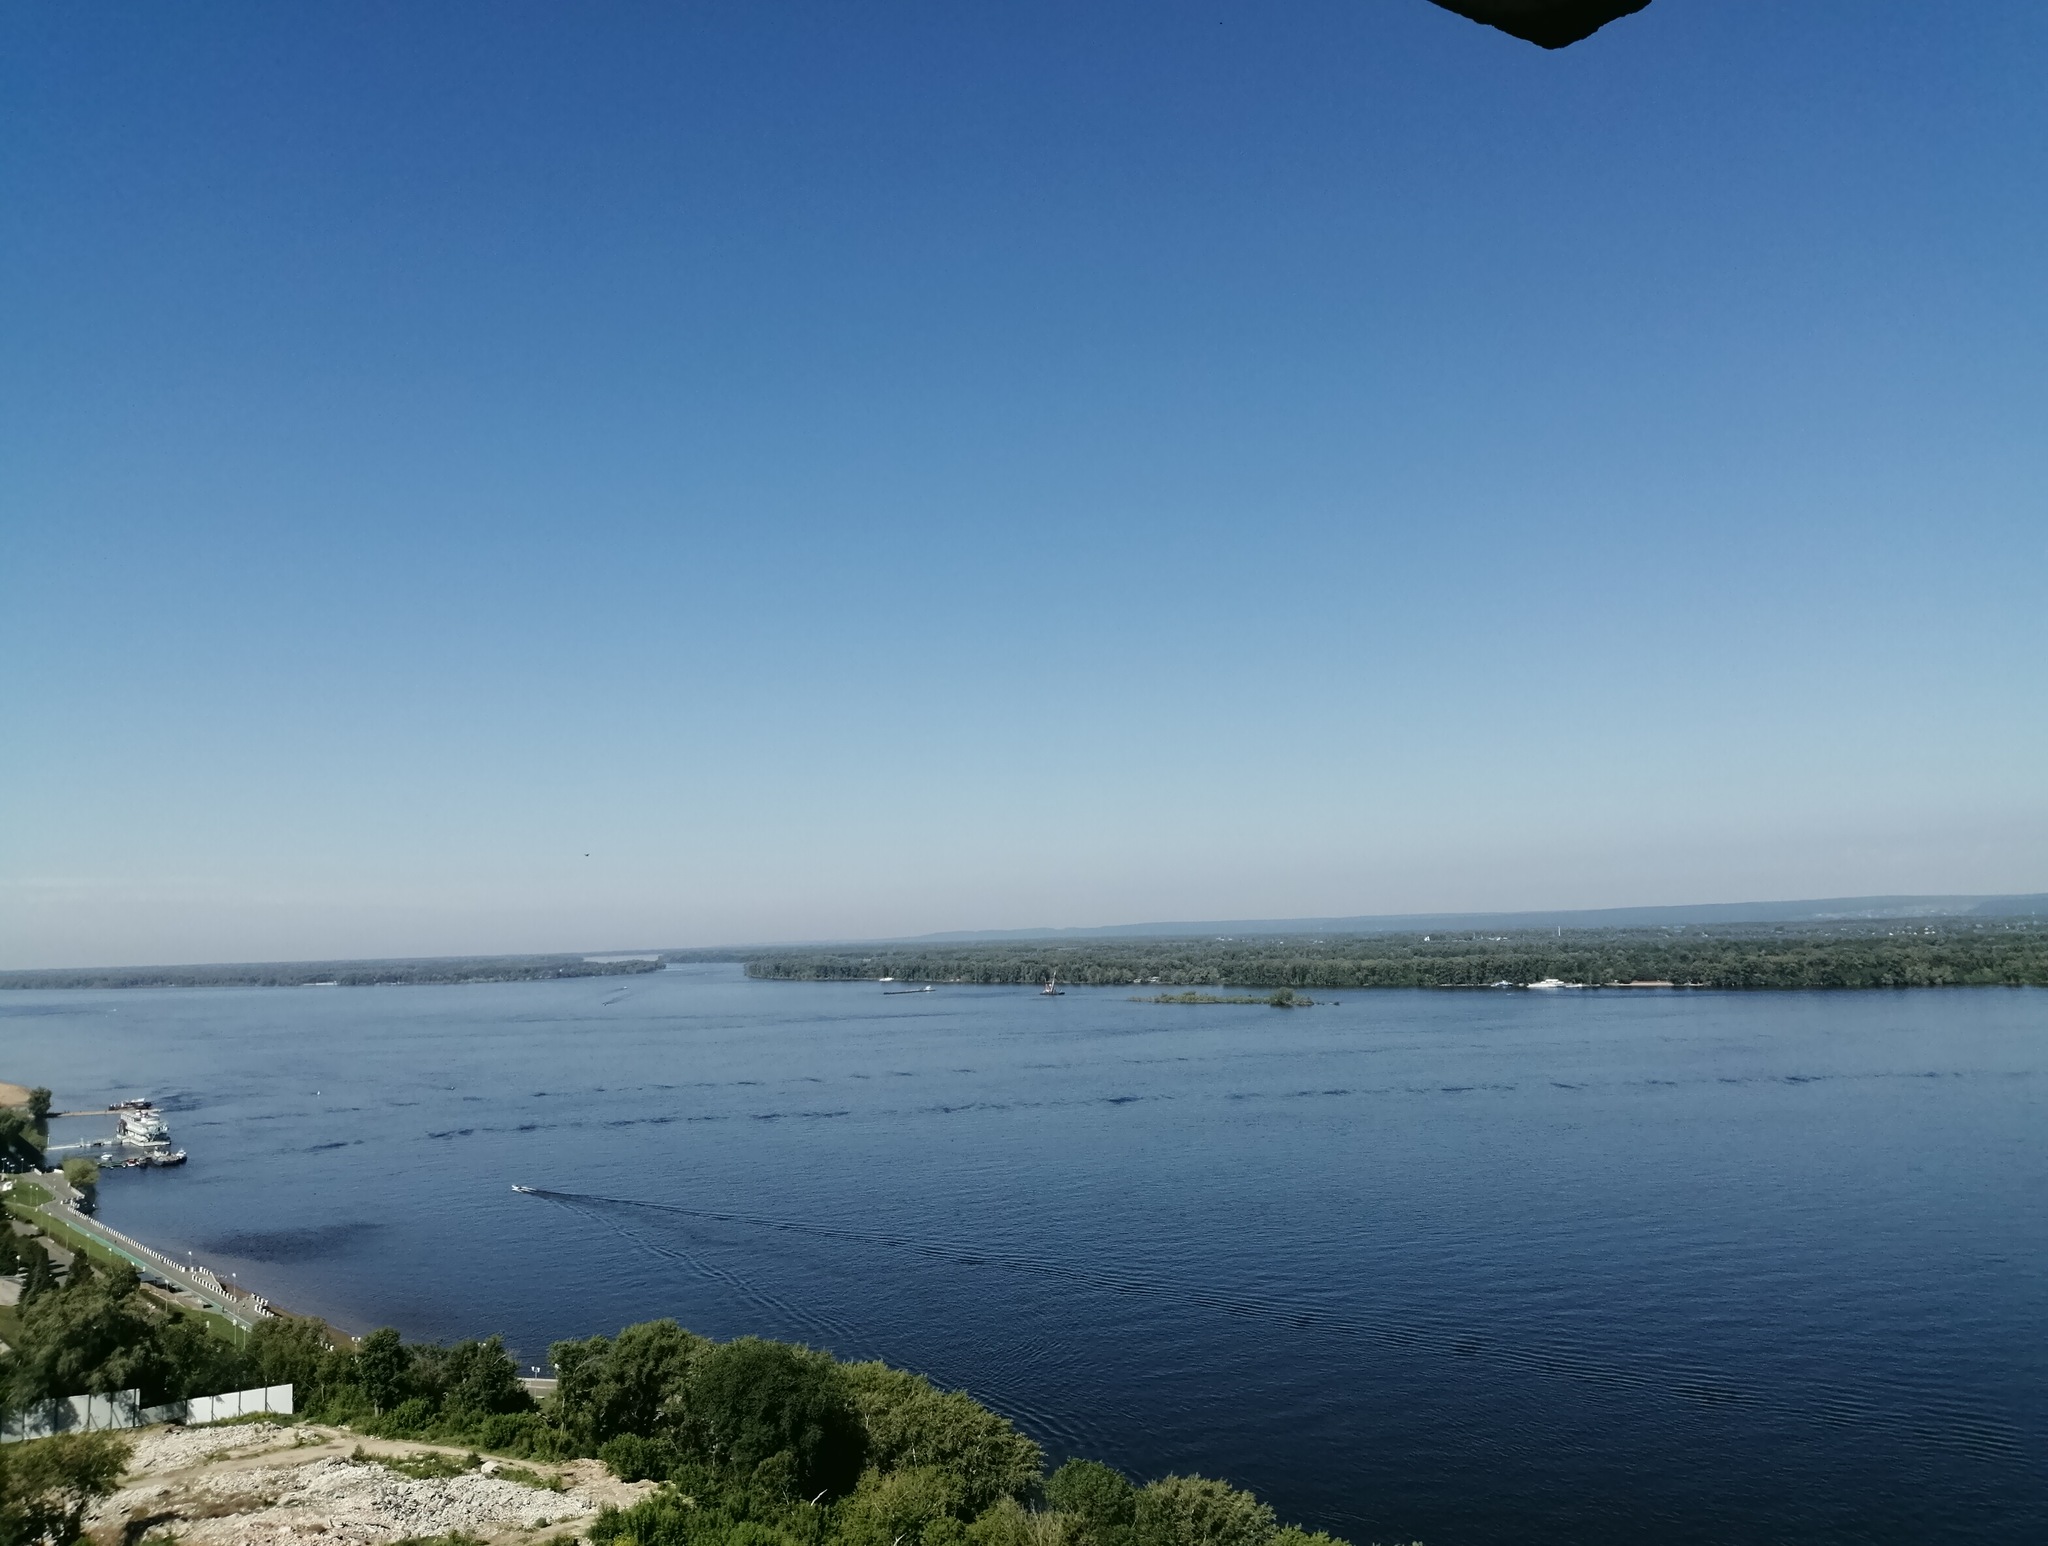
[0,1082,30,1107]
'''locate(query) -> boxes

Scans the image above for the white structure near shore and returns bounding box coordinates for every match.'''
[0,1383,293,1444]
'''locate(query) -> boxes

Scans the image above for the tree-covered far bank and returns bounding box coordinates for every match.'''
[0,956,664,992]
[738,921,2048,992]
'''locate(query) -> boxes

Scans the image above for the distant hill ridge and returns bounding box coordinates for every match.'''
[901,893,2048,943]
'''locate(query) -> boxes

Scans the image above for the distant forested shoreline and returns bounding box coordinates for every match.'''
[15,923,2048,992]
[738,923,2048,991]
[0,954,666,990]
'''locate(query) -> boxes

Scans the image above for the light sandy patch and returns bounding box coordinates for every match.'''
[0,1082,30,1107]
[123,1422,310,1474]
[87,1425,657,1546]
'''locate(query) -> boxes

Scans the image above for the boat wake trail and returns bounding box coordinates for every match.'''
[542,1193,858,1349]
[516,1188,2020,1461]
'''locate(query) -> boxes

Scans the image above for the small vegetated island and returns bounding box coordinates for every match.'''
[1138,990,1316,1008]
[0,1242,1367,1546]
[737,921,2048,992]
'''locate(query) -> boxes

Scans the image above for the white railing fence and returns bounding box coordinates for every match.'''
[45,1201,273,1321]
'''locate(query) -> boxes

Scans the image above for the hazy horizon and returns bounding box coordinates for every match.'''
[6,888,2046,975]
[7,2,2045,971]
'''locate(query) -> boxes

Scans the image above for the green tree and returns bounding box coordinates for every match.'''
[1133,1478,1276,1546]
[684,1338,865,1500]
[968,1498,1079,1546]
[590,1491,806,1546]
[835,1465,968,1546]
[595,1432,680,1483]
[153,1311,253,1404]
[552,1319,706,1448]
[354,1328,414,1415]
[56,1162,96,1202]
[17,1243,56,1306]
[1267,1530,1347,1546]
[24,1092,52,1128]
[248,1315,340,1395]
[440,1335,533,1420]
[844,1362,1043,1512]
[0,1431,132,1546]
[0,1112,41,1171]
[7,1263,160,1404]
[1046,1461,1136,1546]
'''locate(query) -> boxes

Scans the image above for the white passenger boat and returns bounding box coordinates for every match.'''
[119,1110,171,1144]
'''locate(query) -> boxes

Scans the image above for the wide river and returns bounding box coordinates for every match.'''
[12,968,2045,1544]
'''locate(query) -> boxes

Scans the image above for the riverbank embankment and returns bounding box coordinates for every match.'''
[3,1173,270,1331]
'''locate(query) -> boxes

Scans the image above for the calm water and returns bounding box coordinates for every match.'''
[12,967,2045,1544]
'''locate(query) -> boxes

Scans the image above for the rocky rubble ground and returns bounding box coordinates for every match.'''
[87,1423,653,1546]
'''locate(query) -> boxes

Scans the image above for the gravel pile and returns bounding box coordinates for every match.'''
[126,1423,301,1473]
[93,1445,598,1546]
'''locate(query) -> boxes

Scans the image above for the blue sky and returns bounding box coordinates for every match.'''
[4,1,2045,966]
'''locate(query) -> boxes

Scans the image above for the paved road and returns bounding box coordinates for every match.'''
[7,1174,263,1332]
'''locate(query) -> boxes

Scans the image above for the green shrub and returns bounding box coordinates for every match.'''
[968,1498,1079,1546]
[553,1319,708,1449]
[845,1363,1042,1513]
[599,1433,680,1483]
[1133,1477,1276,1546]
[684,1338,865,1501]
[835,1466,970,1546]
[476,1411,576,1461]
[0,1430,133,1546]
[1046,1461,1136,1546]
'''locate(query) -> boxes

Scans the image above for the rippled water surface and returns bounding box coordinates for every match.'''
[14,968,2045,1544]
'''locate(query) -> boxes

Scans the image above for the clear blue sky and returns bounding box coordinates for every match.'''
[4,1,2044,967]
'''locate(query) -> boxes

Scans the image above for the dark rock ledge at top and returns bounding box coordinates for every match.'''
[1429,0,1652,48]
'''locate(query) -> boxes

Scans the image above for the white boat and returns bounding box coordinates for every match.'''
[1040,974,1064,996]
[119,1111,170,1144]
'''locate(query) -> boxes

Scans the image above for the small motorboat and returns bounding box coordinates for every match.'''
[1040,974,1064,996]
